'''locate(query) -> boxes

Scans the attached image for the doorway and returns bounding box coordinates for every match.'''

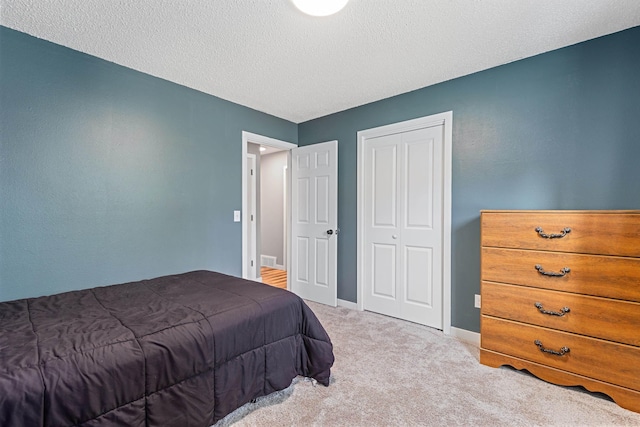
[356,112,452,334]
[259,149,288,287]
[241,132,296,286]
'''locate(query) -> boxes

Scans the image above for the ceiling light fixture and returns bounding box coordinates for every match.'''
[292,0,349,17]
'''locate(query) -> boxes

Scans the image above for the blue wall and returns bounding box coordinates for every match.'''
[298,26,640,332]
[0,26,297,301]
[3,25,640,332]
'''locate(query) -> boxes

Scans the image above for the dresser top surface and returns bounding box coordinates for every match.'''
[481,210,640,214]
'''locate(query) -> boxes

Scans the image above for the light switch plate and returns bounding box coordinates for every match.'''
[233,210,241,222]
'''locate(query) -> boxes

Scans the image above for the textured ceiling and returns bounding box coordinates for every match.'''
[2,0,640,123]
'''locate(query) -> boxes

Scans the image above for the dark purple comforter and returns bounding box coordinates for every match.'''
[0,270,334,426]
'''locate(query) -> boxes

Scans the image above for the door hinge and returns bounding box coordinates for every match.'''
[251,260,254,267]
[251,169,254,176]
[251,214,254,221]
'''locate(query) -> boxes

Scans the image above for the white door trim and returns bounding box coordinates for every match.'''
[241,131,297,281]
[281,164,288,271]
[247,153,258,280]
[356,111,453,335]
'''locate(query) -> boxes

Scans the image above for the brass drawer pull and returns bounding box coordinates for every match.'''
[534,340,570,356]
[534,302,570,316]
[535,264,571,277]
[535,226,571,239]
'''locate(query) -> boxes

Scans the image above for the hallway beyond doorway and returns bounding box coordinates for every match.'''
[261,267,287,289]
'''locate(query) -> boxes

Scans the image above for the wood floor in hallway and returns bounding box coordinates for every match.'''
[261,267,287,289]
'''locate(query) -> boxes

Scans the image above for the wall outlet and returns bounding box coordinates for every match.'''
[474,294,481,309]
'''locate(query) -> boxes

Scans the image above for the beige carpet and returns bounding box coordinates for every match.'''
[216,302,640,426]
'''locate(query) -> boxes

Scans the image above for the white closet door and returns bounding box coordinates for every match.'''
[363,125,443,328]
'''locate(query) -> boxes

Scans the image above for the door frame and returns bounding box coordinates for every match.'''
[282,164,288,270]
[246,153,258,280]
[356,111,453,334]
[241,131,297,281]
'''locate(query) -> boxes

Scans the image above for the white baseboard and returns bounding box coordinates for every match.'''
[450,326,480,347]
[337,299,358,310]
[274,264,285,271]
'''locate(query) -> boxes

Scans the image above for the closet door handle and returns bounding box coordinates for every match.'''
[535,226,571,239]
[535,265,570,277]
[534,302,570,316]
[326,229,333,235]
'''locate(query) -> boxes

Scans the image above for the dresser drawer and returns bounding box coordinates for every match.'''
[481,247,640,302]
[481,211,640,256]
[482,282,640,346]
[481,316,640,391]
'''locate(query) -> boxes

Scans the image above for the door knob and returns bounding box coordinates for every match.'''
[392,235,397,239]
[327,229,333,235]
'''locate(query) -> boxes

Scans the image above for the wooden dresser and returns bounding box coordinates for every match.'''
[480,210,640,413]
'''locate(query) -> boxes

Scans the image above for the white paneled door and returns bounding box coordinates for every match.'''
[362,124,444,328]
[290,141,338,307]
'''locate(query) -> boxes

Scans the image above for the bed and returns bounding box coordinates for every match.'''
[0,270,334,426]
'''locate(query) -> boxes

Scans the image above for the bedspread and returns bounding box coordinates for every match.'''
[0,270,334,426]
